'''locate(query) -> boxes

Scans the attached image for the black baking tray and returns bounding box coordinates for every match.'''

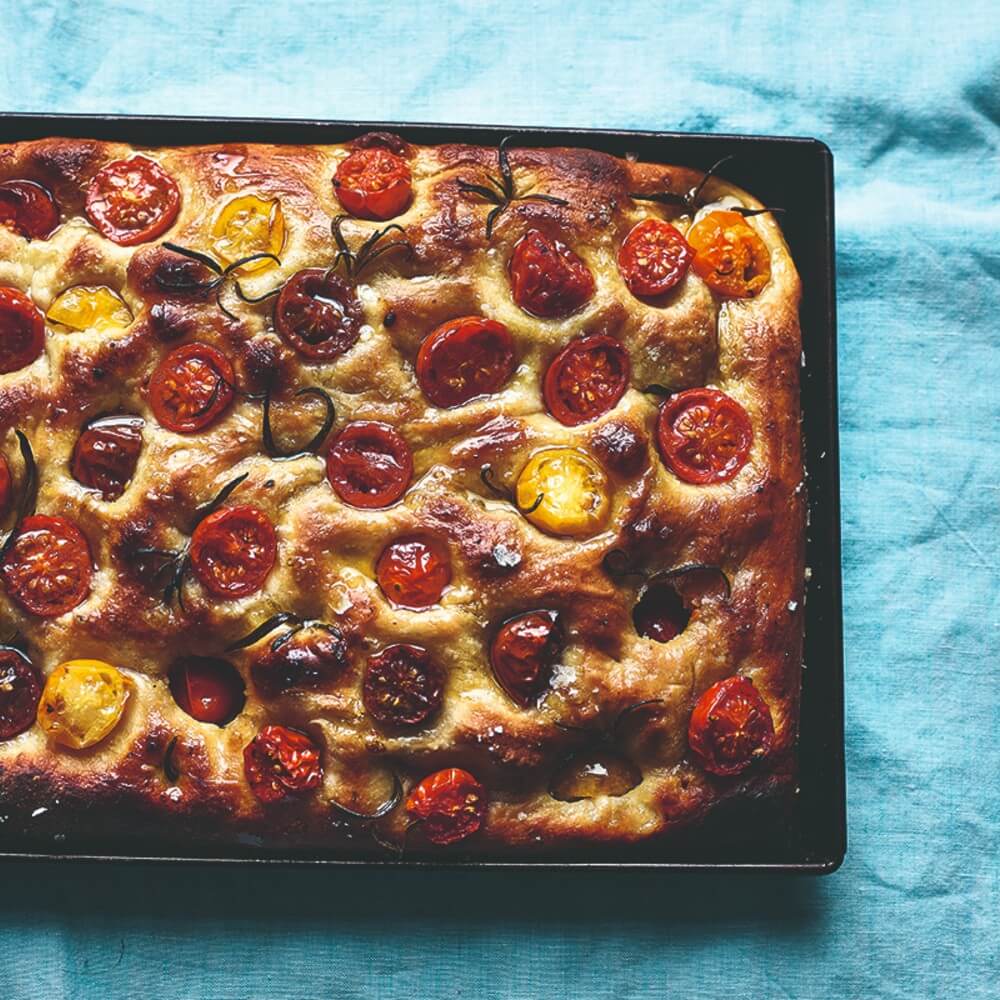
[0,114,845,872]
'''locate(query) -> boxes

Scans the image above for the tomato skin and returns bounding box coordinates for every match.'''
[147,342,235,434]
[70,414,144,500]
[543,334,630,427]
[656,388,753,485]
[274,268,363,361]
[406,768,487,845]
[37,659,128,749]
[363,644,444,727]
[190,505,276,600]
[489,610,562,706]
[0,180,59,239]
[325,421,413,509]
[244,725,323,803]
[333,148,412,221]
[688,675,774,776]
[375,535,451,610]
[85,156,180,246]
[0,286,45,375]
[0,646,43,740]
[618,219,693,297]
[168,656,245,726]
[508,230,594,318]
[687,210,771,298]
[416,316,516,408]
[0,452,11,518]
[632,580,690,643]
[251,626,348,698]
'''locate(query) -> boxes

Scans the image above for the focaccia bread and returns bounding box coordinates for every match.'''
[0,132,804,855]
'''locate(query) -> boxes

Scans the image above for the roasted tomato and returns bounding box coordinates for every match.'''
[543,334,630,427]
[632,579,690,642]
[656,388,753,485]
[0,286,45,375]
[85,155,181,246]
[70,414,144,500]
[0,452,11,518]
[0,180,59,239]
[274,269,363,360]
[416,316,516,408]
[687,210,771,298]
[1,515,92,617]
[244,724,323,803]
[333,147,412,221]
[36,659,128,749]
[190,505,276,600]
[251,625,348,698]
[168,656,245,726]
[46,285,133,332]
[147,342,235,434]
[0,646,43,740]
[405,768,487,846]
[325,421,413,508]
[516,448,610,538]
[508,230,594,318]
[363,643,444,727]
[211,194,285,271]
[618,218,693,298]
[375,535,451,610]
[688,675,774,776]
[489,610,561,706]
[550,749,642,801]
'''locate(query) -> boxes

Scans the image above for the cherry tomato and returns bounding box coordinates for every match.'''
[490,610,562,707]
[550,749,642,801]
[687,210,771,298]
[508,229,594,318]
[375,535,451,610]
[0,286,45,375]
[656,388,753,485]
[632,580,690,642]
[416,316,516,408]
[0,180,59,239]
[190,505,276,600]
[363,643,444,727]
[0,452,11,518]
[85,155,181,246]
[405,768,487,846]
[37,659,128,749]
[1,515,92,618]
[325,421,413,508]
[251,625,348,698]
[688,675,774,776]
[333,147,412,221]
[515,448,610,538]
[618,219,693,298]
[274,268,363,361]
[168,656,245,726]
[543,334,630,426]
[70,414,144,500]
[244,724,323,803]
[148,342,235,434]
[46,285,133,333]
[0,646,42,740]
[211,194,284,271]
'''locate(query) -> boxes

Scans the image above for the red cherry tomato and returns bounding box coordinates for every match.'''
[490,610,562,707]
[168,656,245,726]
[190,505,276,600]
[618,219,693,298]
[251,625,348,698]
[406,768,487,846]
[0,646,43,740]
[543,334,630,427]
[632,580,690,642]
[375,535,451,610]
[0,286,45,375]
[0,180,59,239]
[85,155,180,246]
[363,643,444,727]
[656,388,753,485]
[244,724,323,803]
[333,148,412,221]
[508,230,594,318]
[416,316,516,408]
[147,342,235,434]
[688,675,775,776]
[1,515,92,618]
[325,421,413,508]
[274,268,363,361]
[70,414,144,500]
[0,452,11,518]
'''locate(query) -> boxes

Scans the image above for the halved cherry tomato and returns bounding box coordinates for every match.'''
[85,156,180,246]
[0,452,11,517]
[375,535,451,610]
[168,656,245,726]
[0,180,59,239]
[618,218,693,298]
[274,268,363,360]
[333,148,412,221]
[656,388,753,485]
[550,748,642,801]
[190,505,276,600]
[416,316,516,409]
[515,447,610,538]
[632,580,690,642]
[210,194,284,271]
[490,610,561,707]
[0,646,42,740]
[148,342,235,434]
[363,643,444,727]
[0,286,45,374]
[687,210,771,298]
[325,421,413,508]
[508,230,594,318]
[37,659,128,749]
[244,724,323,803]
[405,768,487,846]
[543,334,630,426]
[70,414,144,500]
[46,285,133,333]
[1,515,92,618]
[688,675,774,776]
[251,625,348,698]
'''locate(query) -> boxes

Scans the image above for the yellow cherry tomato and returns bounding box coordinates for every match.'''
[46,285,133,332]
[210,194,285,272]
[687,210,771,298]
[515,447,610,537]
[36,660,129,749]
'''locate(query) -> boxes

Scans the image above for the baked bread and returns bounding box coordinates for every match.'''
[0,132,804,855]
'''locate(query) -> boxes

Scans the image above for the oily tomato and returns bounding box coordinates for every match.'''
[168,656,245,726]
[147,342,235,434]
[375,535,451,610]
[405,768,487,846]
[244,724,323,803]
[190,505,276,600]
[36,659,128,749]
[333,147,412,221]
[210,194,284,270]
[618,218,693,298]
[632,580,690,643]
[273,268,363,361]
[688,675,775,776]
[325,421,413,508]
[86,156,180,246]
[543,334,630,426]
[489,610,562,707]
[687,210,771,298]
[0,286,45,375]
[45,285,133,333]
[362,643,444,727]
[508,230,594,318]
[515,447,610,538]
[416,316,516,408]
[0,180,59,239]
[70,414,144,500]
[0,646,42,740]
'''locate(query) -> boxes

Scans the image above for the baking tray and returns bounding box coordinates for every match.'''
[0,115,845,872]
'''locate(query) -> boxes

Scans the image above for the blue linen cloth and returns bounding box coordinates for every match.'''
[0,1,997,997]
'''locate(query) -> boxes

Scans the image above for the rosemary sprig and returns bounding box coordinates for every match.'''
[329,772,403,822]
[224,611,342,655]
[602,551,732,600]
[326,215,411,281]
[480,464,543,515]
[261,385,336,460]
[0,432,38,559]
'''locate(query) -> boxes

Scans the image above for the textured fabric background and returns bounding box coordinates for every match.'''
[1,1,997,997]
